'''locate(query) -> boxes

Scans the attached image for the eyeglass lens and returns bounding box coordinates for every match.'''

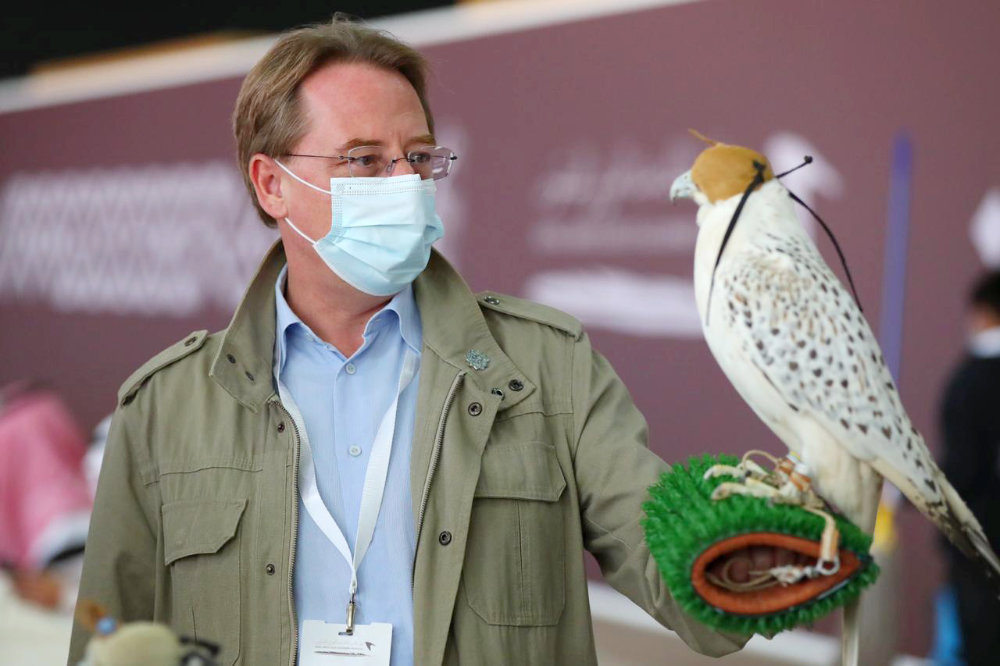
[347,146,456,180]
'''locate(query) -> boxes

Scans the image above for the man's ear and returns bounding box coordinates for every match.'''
[249,154,287,221]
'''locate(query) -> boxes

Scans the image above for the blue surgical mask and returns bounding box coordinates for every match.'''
[275,160,444,296]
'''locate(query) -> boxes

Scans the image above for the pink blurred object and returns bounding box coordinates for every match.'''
[0,384,93,570]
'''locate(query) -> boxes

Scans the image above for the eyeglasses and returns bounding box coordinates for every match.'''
[284,145,458,180]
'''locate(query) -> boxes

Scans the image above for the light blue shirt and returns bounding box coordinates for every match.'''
[274,266,419,666]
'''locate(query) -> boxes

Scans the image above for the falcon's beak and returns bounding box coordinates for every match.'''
[670,170,695,203]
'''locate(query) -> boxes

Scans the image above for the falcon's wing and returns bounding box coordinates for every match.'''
[716,234,931,491]
[721,241,1000,578]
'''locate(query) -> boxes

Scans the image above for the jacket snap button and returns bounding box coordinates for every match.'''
[184,336,197,346]
[277,422,285,433]
[438,531,452,546]
[508,379,524,392]
[265,563,276,575]
[226,353,237,364]
[468,402,482,416]
[484,296,500,305]
[490,388,504,399]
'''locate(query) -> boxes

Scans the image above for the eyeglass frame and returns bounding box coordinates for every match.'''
[282,145,458,180]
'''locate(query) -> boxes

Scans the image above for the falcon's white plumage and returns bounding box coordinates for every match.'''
[670,136,1000,663]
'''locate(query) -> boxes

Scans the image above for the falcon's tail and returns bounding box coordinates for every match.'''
[870,458,1000,590]
[938,475,1000,582]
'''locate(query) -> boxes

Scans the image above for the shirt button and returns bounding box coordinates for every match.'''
[345,363,357,375]
[349,445,362,457]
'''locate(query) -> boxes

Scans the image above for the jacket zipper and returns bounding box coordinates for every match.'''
[415,371,465,563]
[273,400,301,666]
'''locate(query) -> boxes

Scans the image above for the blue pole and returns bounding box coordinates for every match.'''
[879,132,913,384]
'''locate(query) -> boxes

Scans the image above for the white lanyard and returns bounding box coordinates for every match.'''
[276,347,418,630]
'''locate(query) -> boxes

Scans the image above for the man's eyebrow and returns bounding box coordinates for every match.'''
[338,138,384,152]
[336,134,438,152]
[409,133,437,147]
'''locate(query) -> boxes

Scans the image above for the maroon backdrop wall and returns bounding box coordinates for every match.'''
[2,0,999,654]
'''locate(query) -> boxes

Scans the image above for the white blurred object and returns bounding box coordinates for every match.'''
[0,164,275,317]
[79,622,185,666]
[84,414,113,499]
[523,268,702,338]
[970,187,1000,267]
[73,602,221,666]
[762,132,844,239]
[0,572,74,666]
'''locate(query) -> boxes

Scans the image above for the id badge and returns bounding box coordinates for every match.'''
[301,620,392,665]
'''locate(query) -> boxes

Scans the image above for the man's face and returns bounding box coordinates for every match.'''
[279,61,433,242]
[969,304,1000,335]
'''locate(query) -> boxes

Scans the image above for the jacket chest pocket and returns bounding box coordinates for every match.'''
[462,441,567,626]
[163,498,246,665]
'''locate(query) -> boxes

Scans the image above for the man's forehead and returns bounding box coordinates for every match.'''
[297,61,429,147]
[301,61,396,94]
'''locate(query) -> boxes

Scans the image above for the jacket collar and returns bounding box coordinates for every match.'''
[210,241,536,412]
[412,250,537,407]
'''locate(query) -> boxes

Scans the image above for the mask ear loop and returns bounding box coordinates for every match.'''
[776,156,864,313]
[272,159,326,245]
[705,161,767,327]
[282,217,318,245]
[274,158,334,195]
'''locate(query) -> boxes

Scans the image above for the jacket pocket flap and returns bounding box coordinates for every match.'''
[162,499,247,566]
[475,442,566,501]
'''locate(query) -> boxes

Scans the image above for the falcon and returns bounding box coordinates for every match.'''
[669,134,1000,663]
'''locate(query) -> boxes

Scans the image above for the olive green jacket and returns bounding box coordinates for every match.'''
[69,243,745,665]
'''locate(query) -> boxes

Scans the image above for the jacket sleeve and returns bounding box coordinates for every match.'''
[67,402,162,664]
[570,332,749,657]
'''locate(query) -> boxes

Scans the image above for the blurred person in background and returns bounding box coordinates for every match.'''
[938,270,1000,666]
[68,14,772,666]
[0,381,92,612]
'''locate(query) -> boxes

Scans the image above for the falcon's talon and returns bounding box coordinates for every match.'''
[703,463,748,481]
[707,453,847,580]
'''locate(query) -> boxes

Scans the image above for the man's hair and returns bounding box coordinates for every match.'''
[970,270,1000,318]
[233,14,433,227]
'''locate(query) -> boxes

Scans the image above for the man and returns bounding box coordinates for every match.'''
[69,16,750,665]
[939,270,1000,666]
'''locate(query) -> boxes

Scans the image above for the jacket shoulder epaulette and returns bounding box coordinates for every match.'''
[117,330,210,407]
[476,291,583,339]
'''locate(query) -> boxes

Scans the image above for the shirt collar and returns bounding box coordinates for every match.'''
[274,265,422,372]
[969,326,1000,358]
